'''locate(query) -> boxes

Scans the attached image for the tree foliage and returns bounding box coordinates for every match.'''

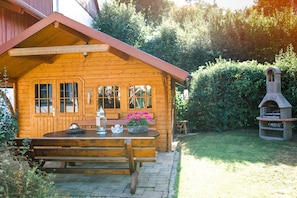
[119,0,173,24]
[141,20,180,65]
[93,1,297,70]
[209,8,297,63]
[92,0,147,47]
[254,0,297,15]
[169,4,217,72]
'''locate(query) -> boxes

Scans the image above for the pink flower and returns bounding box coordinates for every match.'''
[126,112,151,126]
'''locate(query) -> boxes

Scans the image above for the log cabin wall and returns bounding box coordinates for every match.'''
[16,51,174,151]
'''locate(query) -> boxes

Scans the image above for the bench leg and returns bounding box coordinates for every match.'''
[130,171,138,194]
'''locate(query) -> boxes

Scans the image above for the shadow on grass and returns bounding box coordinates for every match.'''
[177,129,297,166]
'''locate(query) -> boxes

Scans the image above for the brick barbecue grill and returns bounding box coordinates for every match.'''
[257,67,297,140]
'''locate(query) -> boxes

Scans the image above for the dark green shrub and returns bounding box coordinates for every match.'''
[186,59,266,132]
[175,89,188,121]
[186,46,297,132]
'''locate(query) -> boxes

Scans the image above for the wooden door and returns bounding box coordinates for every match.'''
[31,80,82,137]
[31,81,56,137]
[55,80,82,131]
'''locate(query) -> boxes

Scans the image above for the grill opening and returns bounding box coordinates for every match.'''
[262,101,280,118]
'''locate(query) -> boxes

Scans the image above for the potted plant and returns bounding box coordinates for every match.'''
[126,112,152,133]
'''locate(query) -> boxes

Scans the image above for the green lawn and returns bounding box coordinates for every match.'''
[174,130,297,198]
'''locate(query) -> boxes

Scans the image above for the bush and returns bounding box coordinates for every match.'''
[186,46,297,132]
[186,59,266,132]
[0,91,58,197]
[0,144,58,198]
[0,90,18,143]
[175,89,188,121]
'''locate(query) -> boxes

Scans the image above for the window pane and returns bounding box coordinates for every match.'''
[40,84,47,98]
[59,82,78,113]
[48,99,53,113]
[40,99,48,113]
[129,85,152,109]
[97,86,120,109]
[74,83,78,97]
[60,84,65,97]
[35,100,39,113]
[60,100,65,112]
[48,84,52,98]
[65,83,71,97]
[35,84,38,98]
[35,84,52,113]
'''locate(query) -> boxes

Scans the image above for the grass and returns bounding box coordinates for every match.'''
[174,129,297,198]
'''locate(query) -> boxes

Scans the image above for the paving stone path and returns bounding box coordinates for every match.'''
[52,152,179,198]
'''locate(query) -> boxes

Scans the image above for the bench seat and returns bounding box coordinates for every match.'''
[14,137,157,194]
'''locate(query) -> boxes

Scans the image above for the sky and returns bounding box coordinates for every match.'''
[175,0,255,10]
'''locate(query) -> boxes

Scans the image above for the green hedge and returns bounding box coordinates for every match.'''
[186,46,297,132]
[187,59,266,132]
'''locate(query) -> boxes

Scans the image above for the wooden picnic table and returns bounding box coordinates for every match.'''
[43,129,160,138]
[15,130,159,194]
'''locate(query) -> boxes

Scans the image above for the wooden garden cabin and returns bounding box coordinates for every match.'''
[0,13,189,151]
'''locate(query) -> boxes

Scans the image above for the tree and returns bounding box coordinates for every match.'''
[169,4,217,71]
[140,20,180,65]
[92,0,147,47]
[119,0,173,24]
[254,0,297,15]
[209,8,297,63]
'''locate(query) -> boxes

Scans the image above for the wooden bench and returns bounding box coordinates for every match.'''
[14,137,157,194]
[74,119,156,130]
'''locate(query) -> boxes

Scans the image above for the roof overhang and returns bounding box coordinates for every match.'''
[0,12,189,84]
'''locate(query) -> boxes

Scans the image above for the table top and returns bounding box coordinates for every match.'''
[43,130,160,139]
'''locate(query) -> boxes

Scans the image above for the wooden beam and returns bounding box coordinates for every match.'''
[108,47,129,61]
[8,44,110,56]
[14,55,54,64]
[54,21,90,42]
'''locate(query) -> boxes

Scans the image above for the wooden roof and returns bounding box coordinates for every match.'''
[0,12,189,84]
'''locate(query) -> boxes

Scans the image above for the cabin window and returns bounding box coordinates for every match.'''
[98,86,120,109]
[60,82,79,113]
[35,84,53,113]
[129,85,152,109]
